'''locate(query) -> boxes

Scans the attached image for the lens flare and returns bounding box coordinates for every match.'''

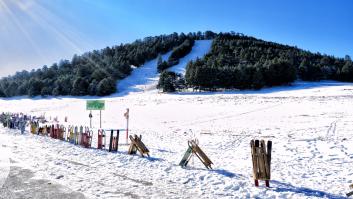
[0,0,99,73]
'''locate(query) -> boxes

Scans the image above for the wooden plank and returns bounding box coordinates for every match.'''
[128,135,137,154]
[257,147,265,179]
[128,144,137,154]
[135,135,150,153]
[194,152,212,169]
[109,130,113,152]
[261,140,270,180]
[192,142,212,165]
[179,146,193,167]
[267,140,272,179]
[254,140,260,179]
[256,140,266,179]
[134,135,149,157]
[250,140,258,180]
[350,184,353,189]
[190,141,213,169]
[116,130,120,152]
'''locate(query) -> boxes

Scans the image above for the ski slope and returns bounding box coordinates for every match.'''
[1,81,353,198]
[116,40,212,95]
[168,40,212,75]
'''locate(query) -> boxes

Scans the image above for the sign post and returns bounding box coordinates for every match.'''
[89,111,92,128]
[86,100,105,129]
[124,108,129,144]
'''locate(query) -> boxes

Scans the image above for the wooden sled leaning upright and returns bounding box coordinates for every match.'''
[128,134,150,157]
[179,140,213,170]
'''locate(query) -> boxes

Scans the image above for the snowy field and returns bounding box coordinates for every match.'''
[1,40,353,198]
[1,81,353,199]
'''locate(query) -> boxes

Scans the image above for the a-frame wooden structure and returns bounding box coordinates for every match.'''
[179,140,213,169]
[128,134,150,157]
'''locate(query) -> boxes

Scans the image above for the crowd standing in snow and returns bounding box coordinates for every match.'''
[0,112,32,134]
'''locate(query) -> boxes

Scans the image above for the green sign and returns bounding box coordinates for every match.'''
[86,100,105,110]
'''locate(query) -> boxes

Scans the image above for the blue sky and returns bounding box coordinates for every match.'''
[0,0,352,77]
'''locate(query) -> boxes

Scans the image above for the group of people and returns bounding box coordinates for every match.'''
[0,112,46,134]
[0,112,31,134]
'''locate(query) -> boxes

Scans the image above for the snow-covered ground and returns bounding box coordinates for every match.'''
[1,40,353,198]
[116,51,172,95]
[1,81,353,198]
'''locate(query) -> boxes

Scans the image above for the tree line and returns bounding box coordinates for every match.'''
[2,31,352,96]
[0,32,214,97]
[178,32,352,91]
[157,38,195,72]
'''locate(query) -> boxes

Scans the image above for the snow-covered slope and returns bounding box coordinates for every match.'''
[116,40,212,95]
[116,51,172,95]
[168,40,212,75]
[1,81,353,198]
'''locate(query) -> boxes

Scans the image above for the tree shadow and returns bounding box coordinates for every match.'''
[271,180,346,199]
[174,81,353,96]
[212,169,238,178]
[2,80,352,101]
[146,156,164,162]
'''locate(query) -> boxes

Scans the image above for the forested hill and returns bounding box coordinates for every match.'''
[183,33,353,91]
[1,31,352,97]
[0,32,215,97]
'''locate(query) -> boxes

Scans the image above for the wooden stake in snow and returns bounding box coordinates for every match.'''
[179,140,213,169]
[250,139,272,187]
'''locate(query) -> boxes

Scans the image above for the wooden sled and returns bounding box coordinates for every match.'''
[179,140,213,170]
[128,135,150,157]
[179,146,193,167]
[251,139,272,187]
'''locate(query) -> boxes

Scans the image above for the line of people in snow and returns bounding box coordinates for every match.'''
[0,112,33,134]
[0,112,94,149]
[0,112,49,134]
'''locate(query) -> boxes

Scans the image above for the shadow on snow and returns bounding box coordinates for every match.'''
[1,81,352,101]
[271,180,346,199]
[173,81,353,96]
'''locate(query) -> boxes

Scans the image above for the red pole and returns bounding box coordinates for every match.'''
[125,108,129,144]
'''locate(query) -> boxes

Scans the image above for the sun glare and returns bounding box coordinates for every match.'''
[0,0,100,68]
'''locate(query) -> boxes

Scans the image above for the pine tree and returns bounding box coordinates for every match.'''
[28,79,43,97]
[71,77,88,96]
[96,77,116,96]
[157,54,162,67]
[157,71,176,92]
[341,60,353,81]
